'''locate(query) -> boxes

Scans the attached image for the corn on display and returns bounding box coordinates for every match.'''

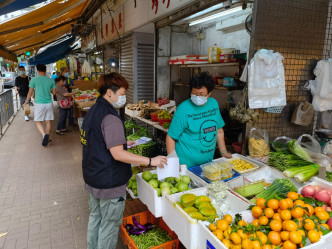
[229,158,258,173]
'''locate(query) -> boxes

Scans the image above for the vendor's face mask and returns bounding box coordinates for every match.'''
[113,94,126,108]
[191,94,208,106]
[19,71,25,76]
[64,72,69,78]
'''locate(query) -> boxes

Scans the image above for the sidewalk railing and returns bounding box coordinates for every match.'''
[0,89,18,136]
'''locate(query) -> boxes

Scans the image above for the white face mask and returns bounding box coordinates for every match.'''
[112,95,126,108]
[191,94,207,106]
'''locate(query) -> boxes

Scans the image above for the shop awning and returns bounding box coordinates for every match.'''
[0,0,46,16]
[0,0,92,60]
[28,37,76,66]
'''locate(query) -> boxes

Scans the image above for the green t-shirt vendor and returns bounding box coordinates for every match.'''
[166,72,232,168]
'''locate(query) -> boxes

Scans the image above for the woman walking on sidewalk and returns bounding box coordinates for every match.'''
[55,76,76,135]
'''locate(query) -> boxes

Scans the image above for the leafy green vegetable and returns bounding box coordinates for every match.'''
[293,165,319,182]
[289,139,312,162]
[129,228,172,249]
[251,178,297,203]
[268,151,310,172]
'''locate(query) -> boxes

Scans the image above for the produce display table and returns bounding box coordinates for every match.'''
[125,110,169,133]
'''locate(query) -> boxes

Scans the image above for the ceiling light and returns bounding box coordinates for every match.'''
[189,6,243,26]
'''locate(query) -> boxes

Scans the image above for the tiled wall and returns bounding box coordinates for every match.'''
[249,0,330,139]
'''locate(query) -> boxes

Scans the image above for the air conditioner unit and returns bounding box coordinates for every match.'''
[216,14,247,31]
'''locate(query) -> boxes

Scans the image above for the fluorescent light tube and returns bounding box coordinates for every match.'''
[189,6,243,26]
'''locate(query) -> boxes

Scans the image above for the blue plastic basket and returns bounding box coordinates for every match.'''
[188,165,240,183]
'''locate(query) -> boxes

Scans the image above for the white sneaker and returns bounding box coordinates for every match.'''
[25,115,29,121]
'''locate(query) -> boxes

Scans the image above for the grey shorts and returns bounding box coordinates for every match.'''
[19,96,26,107]
[34,103,54,121]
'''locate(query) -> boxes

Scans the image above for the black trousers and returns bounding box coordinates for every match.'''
[57,107,69,130]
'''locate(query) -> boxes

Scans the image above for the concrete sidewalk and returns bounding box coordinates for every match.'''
[0,106,144,249]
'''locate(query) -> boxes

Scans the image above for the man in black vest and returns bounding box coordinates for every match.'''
[81,73,167,249]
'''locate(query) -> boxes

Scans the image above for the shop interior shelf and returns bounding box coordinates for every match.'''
[173,82,244,91]
[188,165,240,183]
[178,62,239,68]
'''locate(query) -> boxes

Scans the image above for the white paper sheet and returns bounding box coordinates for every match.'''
[127,137,152,149]
[157,157,180,180]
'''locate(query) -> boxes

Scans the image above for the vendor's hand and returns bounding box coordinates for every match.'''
[222,152,233,159]
[127,141,136,146]
[151,156,167,168]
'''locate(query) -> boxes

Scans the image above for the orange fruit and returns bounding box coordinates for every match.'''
[314,207,325,214]
[279,199,289,210]
[237,229,248,240]
[232,245,242,249]
[238,220,248,227]
[242,238,253,249]
[284,220,298,232]
[222,239,231,248]
[223,214,233,225]
[248,233,257,240]
[213,230,224,240]
[273,213,282,221]
[252,240,261,249]
[268,231,281,245]
[259,216,269,226]
[316,210,330,220]
[256,198,267,209]
[303,219,315,231]
[303,204,314,216]
[296,217,304,228]
[294,200,304,207]
[264,208,274,218]
[308,230,320,243]
[280,210,292,221]
[262,245,272,249]
[230,232,242,245]
[291,207,304,219]
[270,219,282,232]
[280,231,290,241]
[289,231,302,244]
[252,219,259,227]
[209,223,217,232]
[267,199,279,210]
[257,231,268,245]
[224,227,231,238]
[285,198,294,208]
[298,230,306,237]
[287,192,299,200]
[217,220,229,231]
[252,206,263,218]
[283,240,297,249]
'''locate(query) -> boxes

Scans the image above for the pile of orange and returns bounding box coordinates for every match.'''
[208,191,331,249]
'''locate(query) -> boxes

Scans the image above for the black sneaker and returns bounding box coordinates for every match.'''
[42,134,49,146]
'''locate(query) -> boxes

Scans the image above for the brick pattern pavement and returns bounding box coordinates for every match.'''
[0,106,132,249]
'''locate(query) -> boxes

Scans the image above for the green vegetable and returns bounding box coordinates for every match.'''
[251,178,297,203]
[289,139,312,162]
[268,151,311,172]
[327,172,332,182]
[129,228,172,249]
[283,166,311,177]
[293,164,319,182]
[158,110,172,119]
[163,122,171,129]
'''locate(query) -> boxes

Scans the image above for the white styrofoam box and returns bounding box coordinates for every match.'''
[298,176,332,194]
[227,153,262,173]
[197,210,254,249]
[159,100,176,109]
[226,176,254,205]
[126,188,138,199]
[162,187,250,249]
[124,107,140,117]
[136,165,207,218]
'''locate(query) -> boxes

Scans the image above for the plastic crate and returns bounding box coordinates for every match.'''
[120,211,179,249]
[136,165,207,218]
[128,141,156,157]
[162,187,250,249]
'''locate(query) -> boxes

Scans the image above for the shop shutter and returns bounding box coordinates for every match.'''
[120,35,134,104]
[136,43,154,102]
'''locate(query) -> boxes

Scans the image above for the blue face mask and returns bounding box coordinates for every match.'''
[191,94,208,106]
[64,72,69,78]
[19,71,25,76]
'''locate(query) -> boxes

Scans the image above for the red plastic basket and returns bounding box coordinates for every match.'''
[120,211,179,249]
[158,118,172,126]
[150,113,159,122]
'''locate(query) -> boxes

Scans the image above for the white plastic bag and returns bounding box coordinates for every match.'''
[248,127,270,158]
[248,49,286,109]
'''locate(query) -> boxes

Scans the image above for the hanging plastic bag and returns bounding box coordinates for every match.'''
[271,136,292,152]
[248,49,286,109]
[248,127,270,158]
[291,101,315,126]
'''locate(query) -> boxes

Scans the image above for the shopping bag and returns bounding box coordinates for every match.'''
[24,103,30,115]
[291,101,314,126]
[59,99,72,109]
[248,127,270,158]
